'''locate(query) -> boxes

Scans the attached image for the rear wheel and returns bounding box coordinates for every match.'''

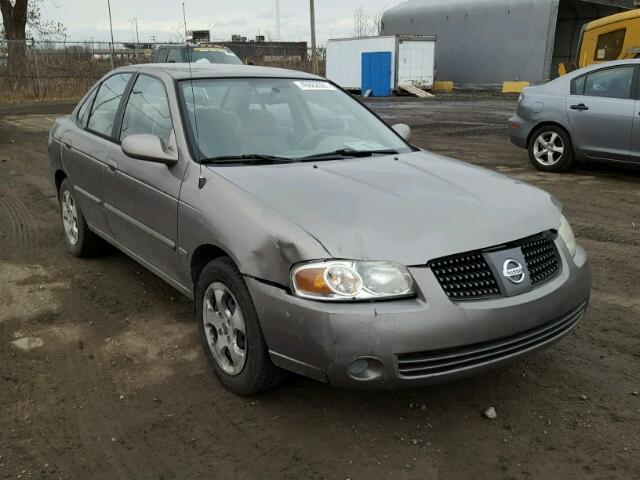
[58,178,106,257]
[196,257,286,395]
[528,126,574,172]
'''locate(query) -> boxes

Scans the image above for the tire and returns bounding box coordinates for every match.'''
[196,257,286,395]
[527,125,575,172]
[58,178,106,257]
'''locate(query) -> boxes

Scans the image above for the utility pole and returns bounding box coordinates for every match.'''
[310,0,317,75]
[275,0,281,41]
[182,2,188,42]
[107,0,115,69]
[133,17,140,44]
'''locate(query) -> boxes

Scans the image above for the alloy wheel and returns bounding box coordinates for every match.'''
[533,132,564,166]
[61,190,79,246]
[202,282,247,376]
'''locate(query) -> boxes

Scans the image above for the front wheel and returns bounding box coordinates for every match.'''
[196,257,286,395]
[528,126,574,172]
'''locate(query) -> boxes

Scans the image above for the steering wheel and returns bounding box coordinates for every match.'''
[297,129,333,150]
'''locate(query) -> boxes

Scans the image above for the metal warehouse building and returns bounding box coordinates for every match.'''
[382,0,635,88]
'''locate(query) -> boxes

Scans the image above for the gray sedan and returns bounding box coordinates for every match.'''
[48,64,591,394]
[509,59,640,172]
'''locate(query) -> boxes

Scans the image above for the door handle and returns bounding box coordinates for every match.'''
[570,103,589,111]
[105,159,118,175]
[62,140,72,150]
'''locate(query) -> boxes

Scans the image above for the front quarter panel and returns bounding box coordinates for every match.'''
[177,163,331,290]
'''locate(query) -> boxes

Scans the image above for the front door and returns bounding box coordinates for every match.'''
[566,65,636,162]
[102,73,187,283]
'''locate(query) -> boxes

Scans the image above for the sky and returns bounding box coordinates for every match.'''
[40,0,405,44]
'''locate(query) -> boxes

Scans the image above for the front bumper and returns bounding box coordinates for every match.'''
[508,115,535,149]
[247,238,591,389]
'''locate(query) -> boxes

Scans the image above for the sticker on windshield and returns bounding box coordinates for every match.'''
[293,80,336,91]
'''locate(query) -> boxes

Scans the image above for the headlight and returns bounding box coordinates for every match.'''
[291,260,416,301]
[558,214,576,257]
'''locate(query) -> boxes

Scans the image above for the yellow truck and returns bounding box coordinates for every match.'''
[559,9,640,75]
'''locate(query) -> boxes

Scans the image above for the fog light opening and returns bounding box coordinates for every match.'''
[346,357,384,381]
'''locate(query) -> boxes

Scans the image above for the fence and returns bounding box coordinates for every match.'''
[0,40,326,103]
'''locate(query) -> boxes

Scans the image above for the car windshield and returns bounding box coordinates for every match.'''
[190,48,243,65]
[178,78,411,162]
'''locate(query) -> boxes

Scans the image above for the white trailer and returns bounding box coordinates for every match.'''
[326,35,436,92]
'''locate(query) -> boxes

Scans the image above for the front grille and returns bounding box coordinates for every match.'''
[396,302,586,378]
[429,232,561,301]
[429,253,500,300]
[520,236,560,286]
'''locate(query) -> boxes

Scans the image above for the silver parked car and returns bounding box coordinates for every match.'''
[509,59,640,172]
[48,64,591,394]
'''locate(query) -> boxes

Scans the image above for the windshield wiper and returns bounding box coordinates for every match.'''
[200,154,294,165]
[297,148,398,161]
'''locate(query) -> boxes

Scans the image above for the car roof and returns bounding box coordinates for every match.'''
[568,59,640,78]
[113,63,323,81]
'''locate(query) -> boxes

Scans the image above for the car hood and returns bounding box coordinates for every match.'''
[208,151,561,265]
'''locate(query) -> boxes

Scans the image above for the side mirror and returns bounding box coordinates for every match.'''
[392,123,412,142]
[121,134,178,166]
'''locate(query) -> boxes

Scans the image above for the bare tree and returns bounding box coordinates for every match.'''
[353,5,388,38]
[1,0,66,68]
[28,0,66,40]
[370,7,386,36]
[0,0,28,67]
[170,22,186,43]
[353,5,370,38]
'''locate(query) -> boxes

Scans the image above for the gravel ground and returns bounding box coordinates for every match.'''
[1,95,639,480]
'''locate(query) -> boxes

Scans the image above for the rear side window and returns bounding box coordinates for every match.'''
[167,49,183,63]
[582,66,634,99]
[88,73,132,138]
[155,48,168,62]
[76,88,97,128]
[594,29,626,61]
[120,75,173,145]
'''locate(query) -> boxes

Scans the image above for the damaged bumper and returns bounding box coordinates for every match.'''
[247,240,591,389]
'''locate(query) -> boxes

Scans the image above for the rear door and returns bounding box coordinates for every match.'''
[61,73,132,239]
[566,65,636,162]
[102,73,187,283]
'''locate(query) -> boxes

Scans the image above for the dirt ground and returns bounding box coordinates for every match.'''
[1,95,639,480]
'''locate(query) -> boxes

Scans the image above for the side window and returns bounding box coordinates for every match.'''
[87,73,132,138]
[156,48,168,62]
[167,49,182,63]
[583,66,634,99]
[594,29,626,61]
[76,88,97,128]
[572,75,586,95]
[120,75,173,145]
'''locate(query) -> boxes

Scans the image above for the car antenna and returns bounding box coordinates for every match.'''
[183,2,205,189]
